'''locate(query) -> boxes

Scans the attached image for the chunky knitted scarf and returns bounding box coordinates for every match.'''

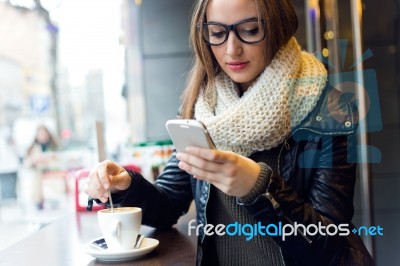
[194,38,327,156]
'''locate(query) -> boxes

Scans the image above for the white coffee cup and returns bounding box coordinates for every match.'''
[97,207,142,251]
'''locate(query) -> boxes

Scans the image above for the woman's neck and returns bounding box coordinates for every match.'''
[238,84,248,97]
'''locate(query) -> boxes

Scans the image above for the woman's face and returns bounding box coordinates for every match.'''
[36,127,50,144]
[206,0,267,92]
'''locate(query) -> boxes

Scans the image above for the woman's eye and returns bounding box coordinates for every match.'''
[211,31,226,39]
[241,27,259,36]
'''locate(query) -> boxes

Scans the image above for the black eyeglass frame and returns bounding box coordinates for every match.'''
[198,18,267,46]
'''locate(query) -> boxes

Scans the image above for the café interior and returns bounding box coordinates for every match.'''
[0,0,399,265]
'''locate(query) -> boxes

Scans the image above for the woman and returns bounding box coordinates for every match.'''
[85,0,374,265]
[23,125,59,210]
[25,125,59,169]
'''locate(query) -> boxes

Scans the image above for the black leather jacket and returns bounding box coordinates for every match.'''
[114,85,374,265]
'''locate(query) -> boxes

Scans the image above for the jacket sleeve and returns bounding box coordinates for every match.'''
[110,151,193,229]
[240,133,357,266]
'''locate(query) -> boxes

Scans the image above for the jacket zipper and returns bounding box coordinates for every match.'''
[274,126,347,245]
[279,248,286,266]
[265,192,313,244]
[201,182,211,243]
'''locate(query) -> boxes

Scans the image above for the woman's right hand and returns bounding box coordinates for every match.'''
[84,160,132,203]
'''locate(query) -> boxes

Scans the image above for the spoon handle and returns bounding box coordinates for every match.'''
[108,189,114,213]
[134,234,144,249]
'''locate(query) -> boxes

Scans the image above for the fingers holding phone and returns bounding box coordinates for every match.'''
[176,146,260,197]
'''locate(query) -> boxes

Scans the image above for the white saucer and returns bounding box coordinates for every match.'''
[84,237,159,262]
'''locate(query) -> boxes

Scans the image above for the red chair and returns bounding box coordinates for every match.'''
[121,164,141,173]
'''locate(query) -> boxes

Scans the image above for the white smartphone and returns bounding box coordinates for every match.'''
[165,119,216,152]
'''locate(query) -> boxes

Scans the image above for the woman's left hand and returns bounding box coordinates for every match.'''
[176,146,260,197]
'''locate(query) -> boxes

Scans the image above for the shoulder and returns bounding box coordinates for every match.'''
[297,83,358,135]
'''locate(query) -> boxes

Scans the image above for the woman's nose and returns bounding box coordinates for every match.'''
[225,32,243,56]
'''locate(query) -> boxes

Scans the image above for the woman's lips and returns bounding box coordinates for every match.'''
[227,62,249,71]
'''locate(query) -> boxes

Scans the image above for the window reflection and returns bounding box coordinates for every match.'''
[0,0,125,251]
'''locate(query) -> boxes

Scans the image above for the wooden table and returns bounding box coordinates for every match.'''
[0,205,197,266]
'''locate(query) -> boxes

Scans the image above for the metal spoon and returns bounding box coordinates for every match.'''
[108,189,114,213]
[134,234,144,249]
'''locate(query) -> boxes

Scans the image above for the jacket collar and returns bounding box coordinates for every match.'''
[295,85,358,135]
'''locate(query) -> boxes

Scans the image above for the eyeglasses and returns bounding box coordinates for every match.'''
[199,18,266,46]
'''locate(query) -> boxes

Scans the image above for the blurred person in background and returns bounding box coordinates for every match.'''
[21,125,59,210]
[24,125,59,170]
[85,0,374,265]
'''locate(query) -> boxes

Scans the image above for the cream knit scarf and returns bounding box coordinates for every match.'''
[194,38,327,156]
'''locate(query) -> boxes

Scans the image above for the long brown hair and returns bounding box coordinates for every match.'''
[180,0,298,119]
[27,125,59,156]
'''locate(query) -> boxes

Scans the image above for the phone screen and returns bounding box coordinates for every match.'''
[91,238,108,250]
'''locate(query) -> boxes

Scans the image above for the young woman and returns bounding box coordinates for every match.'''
[25,125,59,169]
[85,0,374,265]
